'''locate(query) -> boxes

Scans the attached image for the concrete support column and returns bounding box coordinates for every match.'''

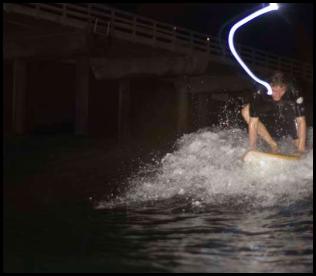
[118,79,131,143]
[12,59,27,134]
[175,84,189,136]
[75,57,89,135]
[197,93,208,128]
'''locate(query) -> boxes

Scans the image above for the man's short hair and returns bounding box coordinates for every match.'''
[269,71,302,100]
[269,71,290,87]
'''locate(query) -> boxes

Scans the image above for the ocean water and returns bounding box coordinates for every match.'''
[94,127,313,273]
[4,127,313,273]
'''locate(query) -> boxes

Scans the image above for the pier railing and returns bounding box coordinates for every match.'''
[4,3,313,81]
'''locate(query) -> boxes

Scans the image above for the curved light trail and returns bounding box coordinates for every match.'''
[228,3,279,95]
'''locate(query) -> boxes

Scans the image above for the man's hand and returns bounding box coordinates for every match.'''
[270,141,279,153]
[292,150,307,159]
[297,145,306,154]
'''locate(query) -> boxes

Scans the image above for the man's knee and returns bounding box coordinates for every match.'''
[241,104,250,123]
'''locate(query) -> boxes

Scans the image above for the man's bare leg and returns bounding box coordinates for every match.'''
[241,104,279,152]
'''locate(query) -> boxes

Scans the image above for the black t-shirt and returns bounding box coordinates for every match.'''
[249,89,305,140]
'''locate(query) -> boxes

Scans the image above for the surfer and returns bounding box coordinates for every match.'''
[241,71,306,154]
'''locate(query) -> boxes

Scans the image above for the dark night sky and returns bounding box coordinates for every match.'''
[108,3,313,63]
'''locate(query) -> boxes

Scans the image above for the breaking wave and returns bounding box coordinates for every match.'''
[96,127,313,210]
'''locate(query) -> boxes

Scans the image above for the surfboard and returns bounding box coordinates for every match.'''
[242,150,301,163]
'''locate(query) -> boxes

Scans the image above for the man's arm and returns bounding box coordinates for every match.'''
[296,116,307,152]
[249,117,259,150]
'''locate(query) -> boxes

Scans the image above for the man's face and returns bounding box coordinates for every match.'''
[271,85,287,101]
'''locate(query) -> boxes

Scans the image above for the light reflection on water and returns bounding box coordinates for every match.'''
[94,199,312,273]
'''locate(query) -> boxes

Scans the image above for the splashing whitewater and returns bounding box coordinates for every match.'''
[96,127,313,210]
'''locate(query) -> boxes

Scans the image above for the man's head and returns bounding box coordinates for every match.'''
[270,71,289,101]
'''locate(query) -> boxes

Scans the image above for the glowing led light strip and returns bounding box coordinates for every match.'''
[228,3,279,95]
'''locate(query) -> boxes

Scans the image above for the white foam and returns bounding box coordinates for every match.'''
[96,127,313,210]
